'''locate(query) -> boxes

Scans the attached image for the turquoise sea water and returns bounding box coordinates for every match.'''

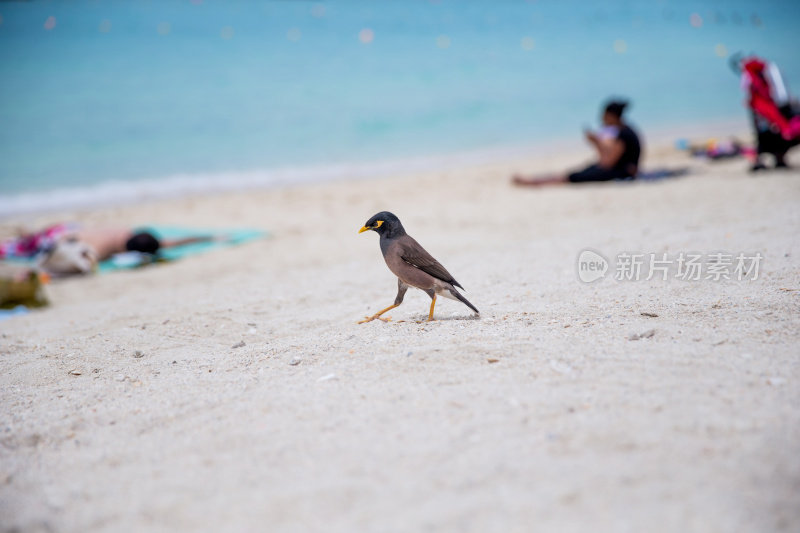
[0,0,798,213]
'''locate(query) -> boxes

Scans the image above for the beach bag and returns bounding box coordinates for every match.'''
[38,237,97,276]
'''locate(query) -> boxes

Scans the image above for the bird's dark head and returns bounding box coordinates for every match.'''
[358,211,406,238]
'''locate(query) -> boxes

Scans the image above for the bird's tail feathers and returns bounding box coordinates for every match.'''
[450,288,479,315]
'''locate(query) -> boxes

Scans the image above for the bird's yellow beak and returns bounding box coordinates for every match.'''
[358,220,383,234]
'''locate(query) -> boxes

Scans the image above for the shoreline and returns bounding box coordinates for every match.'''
[0,116,751,221]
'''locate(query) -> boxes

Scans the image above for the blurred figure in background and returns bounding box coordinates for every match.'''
[1,224,218,275]
[732,53,800,171]
[513,99,641,187]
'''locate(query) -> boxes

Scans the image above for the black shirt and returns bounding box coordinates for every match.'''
[614,124,641,176]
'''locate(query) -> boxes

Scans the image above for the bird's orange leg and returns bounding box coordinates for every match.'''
[358,303,399,324]
[427,295,437,321]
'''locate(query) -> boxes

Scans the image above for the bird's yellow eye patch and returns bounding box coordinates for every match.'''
[358,220,384,233]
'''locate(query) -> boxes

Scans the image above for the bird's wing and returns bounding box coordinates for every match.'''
[397,236,463,289]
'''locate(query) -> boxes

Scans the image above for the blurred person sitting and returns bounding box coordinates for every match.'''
[512,99,642,187]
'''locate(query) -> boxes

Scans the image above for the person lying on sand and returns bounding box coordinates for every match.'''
[1,223,220,271]
[512,99,641,187]
[69,226,217,262]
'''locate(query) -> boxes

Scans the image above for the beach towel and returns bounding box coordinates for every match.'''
[0,305,30,321]
[636,168,690,181]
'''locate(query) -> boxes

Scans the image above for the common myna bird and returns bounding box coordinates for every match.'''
[358,211,479,323]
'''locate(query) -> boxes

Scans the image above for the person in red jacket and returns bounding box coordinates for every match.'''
[734,54,800,170]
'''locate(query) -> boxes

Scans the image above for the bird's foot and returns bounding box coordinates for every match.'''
[358,314,392,324]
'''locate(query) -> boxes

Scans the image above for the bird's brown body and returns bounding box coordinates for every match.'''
[382,235,456,292]
[358,211,478,323]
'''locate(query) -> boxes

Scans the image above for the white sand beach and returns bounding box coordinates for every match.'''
[1,145,799,532]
